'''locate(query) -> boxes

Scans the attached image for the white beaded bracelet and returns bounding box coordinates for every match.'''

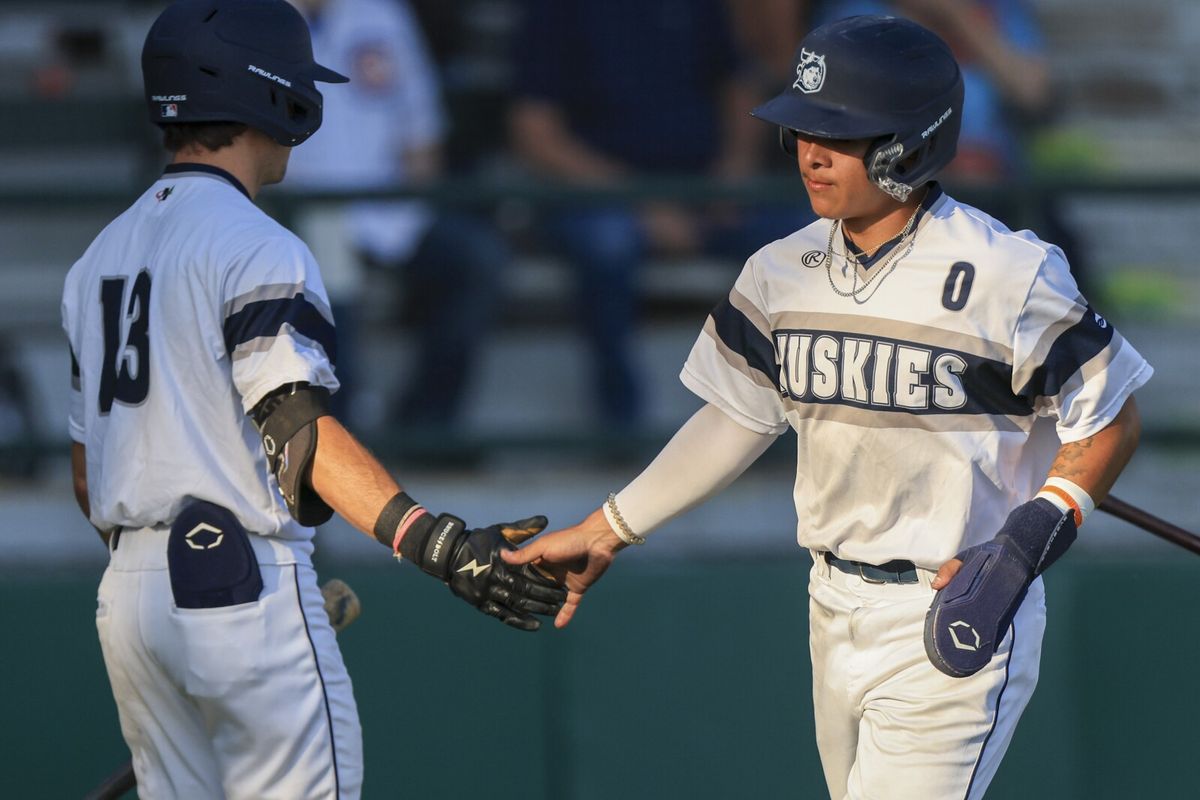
[606,492,646,545]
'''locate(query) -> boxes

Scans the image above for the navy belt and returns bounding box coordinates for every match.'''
[823,551,919,584]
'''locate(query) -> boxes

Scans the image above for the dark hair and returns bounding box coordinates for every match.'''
[161,121,249,153]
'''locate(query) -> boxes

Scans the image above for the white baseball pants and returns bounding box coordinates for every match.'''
[807,553,1046,800]
[95,526,363,799]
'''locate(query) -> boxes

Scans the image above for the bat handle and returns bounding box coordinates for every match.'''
[1099,495,1200,556]
[82,758,135,800]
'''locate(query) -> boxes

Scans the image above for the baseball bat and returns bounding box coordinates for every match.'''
[1099,494,1200,556]
[84,579,361,800]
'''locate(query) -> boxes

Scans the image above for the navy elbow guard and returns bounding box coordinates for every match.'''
[251,383,335,526]
[925,498,1077,678]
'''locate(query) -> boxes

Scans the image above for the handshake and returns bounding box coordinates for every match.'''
[385,504,567,631]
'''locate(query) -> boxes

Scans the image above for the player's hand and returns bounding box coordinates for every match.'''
[501,506,626,629]
[445,516,568,631]
[403,513,567,631]
[931,557,964,590]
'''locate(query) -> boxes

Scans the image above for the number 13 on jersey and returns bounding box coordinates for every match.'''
[98,270,152,414]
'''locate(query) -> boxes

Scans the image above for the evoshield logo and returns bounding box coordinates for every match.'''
[185,523,224,550]
[247,64,292,87]
[949,620,980,651]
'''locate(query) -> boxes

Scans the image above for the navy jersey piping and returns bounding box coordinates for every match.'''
[845,183,944,269]
[163,162,252,200]
[963,620,1015,799]
[293,566,340,797]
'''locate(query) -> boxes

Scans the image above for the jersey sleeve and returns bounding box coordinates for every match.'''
[1011,248,1152,443]
[220,234,340,413]
[681,257,788,435]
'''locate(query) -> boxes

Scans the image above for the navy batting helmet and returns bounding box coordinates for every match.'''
[752,15,963,202]
[142,0,348,146]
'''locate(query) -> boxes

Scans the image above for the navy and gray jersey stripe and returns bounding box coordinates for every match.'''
[709,294,777,389]
[222,283,337,365]
[706,297,1116,420]
[1016,304,1114,400]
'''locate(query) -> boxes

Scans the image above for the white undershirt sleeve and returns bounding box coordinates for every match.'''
[603,402,782,539]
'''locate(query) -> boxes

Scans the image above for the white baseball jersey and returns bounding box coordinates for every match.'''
[62,164,339,544]
[683,185,1152,568]
[285,0,445,262]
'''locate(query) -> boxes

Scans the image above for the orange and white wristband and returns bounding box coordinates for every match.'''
[1036,477,1095,527]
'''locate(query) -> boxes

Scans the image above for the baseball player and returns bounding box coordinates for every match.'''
[504,15,1150,799]
[61,2,564,798]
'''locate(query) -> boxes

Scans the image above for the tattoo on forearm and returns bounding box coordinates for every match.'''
[1050,438,1095,482]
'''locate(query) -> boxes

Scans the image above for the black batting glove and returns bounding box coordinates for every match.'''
[400,514,567,631]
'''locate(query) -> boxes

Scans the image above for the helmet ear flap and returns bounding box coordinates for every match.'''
[778,127,797,157]
[865,138,913,202]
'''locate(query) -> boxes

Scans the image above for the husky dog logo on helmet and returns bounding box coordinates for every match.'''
[794,49,826,94]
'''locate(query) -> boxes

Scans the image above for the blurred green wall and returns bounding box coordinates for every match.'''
[4,554,1196,798]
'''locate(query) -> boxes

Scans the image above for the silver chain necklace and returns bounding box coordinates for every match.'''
[823,203,922,303]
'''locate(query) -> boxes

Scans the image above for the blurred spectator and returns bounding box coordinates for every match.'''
[285,0,507,430]
[726,0,812,85]
[510,0,808,428]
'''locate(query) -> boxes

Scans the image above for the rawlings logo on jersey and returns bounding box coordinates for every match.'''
[793,49,826,94]
[801,250,825,268]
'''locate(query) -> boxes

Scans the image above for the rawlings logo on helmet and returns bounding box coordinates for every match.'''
[921,107,954,140]
[793,49,826,94]
[247,64,293,88]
